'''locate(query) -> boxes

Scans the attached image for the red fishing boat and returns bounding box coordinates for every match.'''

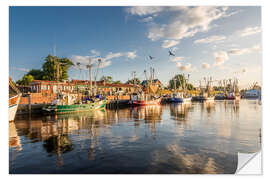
[129,96,162,106]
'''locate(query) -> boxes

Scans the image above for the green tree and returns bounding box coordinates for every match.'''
[126,78,141,85]
[42,54,74,81]
[168,74,187,90]
[113,80,122,84]
[27,69,44,80]
[186,83,194,90]
[100,76,113,83]
[16,74,34,86]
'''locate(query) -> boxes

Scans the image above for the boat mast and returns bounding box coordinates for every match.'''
[94,58,102,95]
[132,71,136,86]
[173,78,177,93]
[87,58,92,96]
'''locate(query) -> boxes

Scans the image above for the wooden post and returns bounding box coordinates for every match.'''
[28,94,31,113]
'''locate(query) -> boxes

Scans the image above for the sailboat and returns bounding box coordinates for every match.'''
[43,58,106,114]
[9,78,21,122]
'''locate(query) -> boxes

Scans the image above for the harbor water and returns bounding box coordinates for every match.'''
[9,100,261,174]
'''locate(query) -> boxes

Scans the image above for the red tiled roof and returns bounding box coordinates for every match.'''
[30,79,137,88]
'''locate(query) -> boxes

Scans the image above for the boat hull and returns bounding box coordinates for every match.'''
[183,97,192,102]
[9,95,21,122]
[129,97,162,106]
[226,96,241,100]
[170,97,183,103]
[42,99,106,114]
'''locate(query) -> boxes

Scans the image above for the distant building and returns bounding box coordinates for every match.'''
[71,79,136,95]
[141,79,162,88]
[29,80,75,95]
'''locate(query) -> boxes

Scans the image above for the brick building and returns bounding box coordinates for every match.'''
[29,80,75,95]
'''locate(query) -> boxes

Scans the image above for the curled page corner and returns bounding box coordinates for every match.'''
[236,151,262,174]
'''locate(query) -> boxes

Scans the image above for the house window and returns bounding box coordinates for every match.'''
[41,85,47,90]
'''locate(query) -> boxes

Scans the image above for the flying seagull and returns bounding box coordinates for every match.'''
[169,50,175,56]
[149,56,154,60]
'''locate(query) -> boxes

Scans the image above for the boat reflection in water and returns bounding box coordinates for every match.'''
[170,102,192,121]
[9,100,261,174]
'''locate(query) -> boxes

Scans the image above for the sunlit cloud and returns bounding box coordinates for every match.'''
[229,44,261,55]
[239,26,261,37]
[126,6,231,42]
[177,62,197,72]
[202,63,211,69]
[90,49,100,57]
[213,51,229,66]
[162,40,180,48]
[194,35,226,44]
[125,51,137,59]
[71,50,137,69]
[139,16,153,23]
[171,56,184,62]
[12,67,30,73]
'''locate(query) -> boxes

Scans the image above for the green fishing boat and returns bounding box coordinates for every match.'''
[43,56,107,114]
[42,99,106,114]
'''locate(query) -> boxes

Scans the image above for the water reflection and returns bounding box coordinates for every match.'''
[9,100,261,174]
[170,102,192,120]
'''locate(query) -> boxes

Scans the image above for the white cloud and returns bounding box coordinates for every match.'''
[240,26,261,37]
[125,51,137,59]
[125,6,164,16]
[177,62,197,72]
[213,51,229,66]
[13,67,30,72]
[90,49,100,57]
[139,16,153,23]
[202,63,211,69]
[71,55,113,69]
[162,40,180,48]
[171,56,184,62]
[229,44,261,55]
[104,52,123,60]
[194,35,226,44]
[71,50,137,69]
[127,7,230,42]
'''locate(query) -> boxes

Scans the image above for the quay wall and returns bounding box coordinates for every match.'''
[19,93,56,105]
[19,93,131,105]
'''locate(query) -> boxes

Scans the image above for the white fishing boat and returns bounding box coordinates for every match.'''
[9,78,21,122]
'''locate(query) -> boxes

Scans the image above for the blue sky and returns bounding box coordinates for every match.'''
[9,6,261,88]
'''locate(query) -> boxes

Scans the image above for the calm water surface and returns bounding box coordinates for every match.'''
[9,100,261,174]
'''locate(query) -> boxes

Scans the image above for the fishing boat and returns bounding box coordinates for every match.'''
[42,97,106,114]
[226,78,241,100]
[129,67,162,106]
[215,93,226,100]
[170,93,183,103]
[43,57,106,114]
[169,74,192,103]
[194,77,215,101]
[129,96,162,106]
[9,78,21,122]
